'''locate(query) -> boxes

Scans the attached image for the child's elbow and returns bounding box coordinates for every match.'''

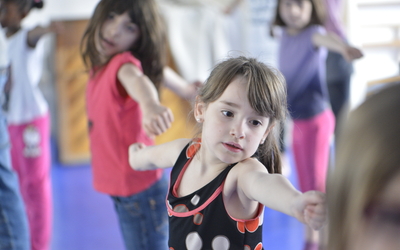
[128,143,147,171]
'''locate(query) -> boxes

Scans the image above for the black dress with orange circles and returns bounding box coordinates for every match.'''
[167,139,264,250]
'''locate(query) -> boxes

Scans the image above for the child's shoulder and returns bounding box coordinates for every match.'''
[111,52,142,69]
[163,138,193,155]
[234,157,269,174]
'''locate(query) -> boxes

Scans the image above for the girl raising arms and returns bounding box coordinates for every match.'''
[81,0,196,249]
[129,56,326,250]
[271,1,363,248]
[0,0,60,249]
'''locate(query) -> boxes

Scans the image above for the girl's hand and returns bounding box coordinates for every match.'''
[342,46,364,62]
[142,104,174,137]
[183,80,202,101]
[292,191,327,230]
[48,21,65,35]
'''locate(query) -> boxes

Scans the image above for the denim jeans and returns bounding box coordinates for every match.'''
[0,72,30,250]
[111,173,169,250]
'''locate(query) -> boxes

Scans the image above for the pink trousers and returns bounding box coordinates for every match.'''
[8,113,52,250]
[292,109,335,192]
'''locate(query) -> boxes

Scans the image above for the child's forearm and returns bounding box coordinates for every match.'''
[253,174,302,216]
[162,67,198,101]
[129,138,191,171]
[120,66,161,109]
[312,32,363,61]
[119,64,173,136]
[27,26,49,48]
[27,22,62,48]
[312,32,345,54]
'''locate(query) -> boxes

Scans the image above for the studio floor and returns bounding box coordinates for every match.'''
[49,145,305,250]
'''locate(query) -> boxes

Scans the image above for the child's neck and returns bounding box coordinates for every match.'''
[5,26,21,38]
[286,27,303,36]
[177,151,227,197]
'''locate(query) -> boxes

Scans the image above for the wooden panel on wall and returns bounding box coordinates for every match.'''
[55,19,90,164]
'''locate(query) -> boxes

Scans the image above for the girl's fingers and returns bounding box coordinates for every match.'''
[143,106,174,136]
[153,109,174,135]
[304,203,327,230]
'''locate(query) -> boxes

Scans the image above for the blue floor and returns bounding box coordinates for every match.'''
[50,148,304,250]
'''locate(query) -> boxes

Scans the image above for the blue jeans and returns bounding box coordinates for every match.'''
[111,173,169,250]
[0,74,30,250]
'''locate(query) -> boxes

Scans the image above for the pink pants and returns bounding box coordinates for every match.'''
[8,113,52,250]
[292,109,335,192]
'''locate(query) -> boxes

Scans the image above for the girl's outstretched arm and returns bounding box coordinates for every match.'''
[27,21,63,48]
[162,66,201,101]
[129,138,191,171]
[237,158,327,230]
[119,63,174,137]
[312,32,364,62]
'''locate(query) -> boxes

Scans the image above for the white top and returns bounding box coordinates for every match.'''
[6,28,48,124]
[0,28,8,69]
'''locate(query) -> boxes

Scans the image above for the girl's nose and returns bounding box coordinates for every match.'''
[290,4,301,16]
[230,122,245,139]
[110,25,121,37]
[109,21,123,37]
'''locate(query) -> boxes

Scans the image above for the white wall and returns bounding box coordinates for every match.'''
[23,0,100,27]
[347,0,400,109]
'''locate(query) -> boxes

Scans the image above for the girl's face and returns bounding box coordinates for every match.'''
[95,11,140,60]
[0,1,24,33]
[279,0,312,34]
[195,76,271,166]
[350,172,400,250]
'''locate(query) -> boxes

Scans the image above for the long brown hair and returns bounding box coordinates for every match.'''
[197,56,288,174]
[80,0,166,91]
[327,83,400,250]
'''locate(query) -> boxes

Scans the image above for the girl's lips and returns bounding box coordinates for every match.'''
[223,142,243,152]
[100,35,115,47]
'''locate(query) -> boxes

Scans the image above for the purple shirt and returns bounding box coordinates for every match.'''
[279,25,329,119]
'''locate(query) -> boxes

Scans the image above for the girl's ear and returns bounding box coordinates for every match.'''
[260,122,275,144]
[194,96,205,123]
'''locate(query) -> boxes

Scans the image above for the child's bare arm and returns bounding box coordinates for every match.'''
[237,159,327,230]
[118,63,174,137]
[129,138,191,171]
[312,32,364,62]
[162,67,201,101]
[27,21,63,48]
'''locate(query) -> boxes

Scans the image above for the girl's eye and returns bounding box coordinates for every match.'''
[107,13,116,19]
[365,204,400,232]
[373,209,400,226]
[250,120,262,126]
[125,25,136,33]
[222,111,233,117]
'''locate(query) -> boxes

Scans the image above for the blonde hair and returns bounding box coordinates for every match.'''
[327,83,400,250]
[197,56,288,173]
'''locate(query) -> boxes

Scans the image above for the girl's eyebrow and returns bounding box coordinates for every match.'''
[220,100,240,108]
[220,100,266,117]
